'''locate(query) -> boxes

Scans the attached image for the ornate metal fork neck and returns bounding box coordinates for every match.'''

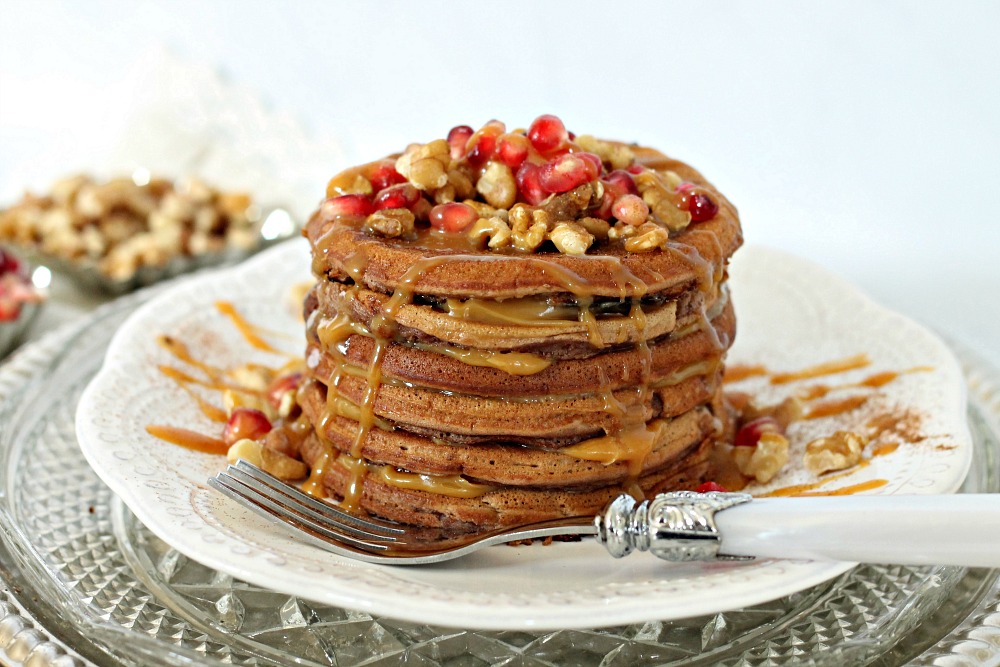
[596,491,754,562]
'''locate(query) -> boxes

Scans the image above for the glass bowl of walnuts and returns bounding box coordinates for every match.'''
[0,171,298,295]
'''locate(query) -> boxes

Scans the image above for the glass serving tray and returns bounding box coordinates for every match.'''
[0,291,998,667]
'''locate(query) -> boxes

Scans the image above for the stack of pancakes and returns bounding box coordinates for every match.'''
[297,129,741,532]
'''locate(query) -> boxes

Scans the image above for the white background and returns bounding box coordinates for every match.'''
[1,0,998,370]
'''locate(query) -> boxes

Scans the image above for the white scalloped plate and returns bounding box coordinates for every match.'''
[76,240,972,630]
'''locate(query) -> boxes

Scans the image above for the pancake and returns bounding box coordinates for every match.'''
[286,116,742,530]
[299,430,715,530]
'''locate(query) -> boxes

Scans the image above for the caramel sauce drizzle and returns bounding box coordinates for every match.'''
[769,354,871,384]
[145,425,229,456]
[805,394,870,420]
[215,301,281,353]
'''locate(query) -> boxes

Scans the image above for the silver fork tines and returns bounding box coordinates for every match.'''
[208,461,404,555]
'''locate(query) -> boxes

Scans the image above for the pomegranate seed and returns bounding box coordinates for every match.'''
[0,248,21,276]
[465,121,506,169]
[626,163,646,175]
[605,169,638,196]
[696,481,728,493]
[447,125,475,159]
[497,133,530,168]
[538,154,594,193]
[267,372,302,408]
[611,194,650,226]
[527,114,569,153]
[429,202,479,233]
[321,194,374,219]
[734,417,781,448]
[675,181,696,192]
[688,193,719,222]
[595,178,628,220]
[577,152,604,178]
[374,184,421,211]
[516,162,548,205]
[222,408,272,445]
[467,134,496,169]
[368,160,406,192]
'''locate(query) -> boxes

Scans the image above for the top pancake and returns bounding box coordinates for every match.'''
[305,146,742,300]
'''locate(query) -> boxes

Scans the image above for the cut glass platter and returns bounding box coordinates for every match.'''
[0,245,998,665]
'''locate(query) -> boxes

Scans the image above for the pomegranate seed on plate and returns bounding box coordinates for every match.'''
[447,125,475,159]
[321,194,374,219]
[734,417,781,448]
[267,372,303,409]
[0,248,22,275]
[696,481,728,493]
[222,408,273,445]
[527,114,569,153]
[368,160,407,192]
[429,202,479,233]
[374,184,421,211]
[627,164,646,175]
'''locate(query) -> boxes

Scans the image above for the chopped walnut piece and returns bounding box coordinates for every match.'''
[227,438,308,481]
[742,396,806,431]
[577,216,610,241]
[574,135,635,170]
[363,209,415,238]
[476,161,517,209]
[548,222,594,255]
[509,205,549,252]
[467,217,512,249]
[395,139,450,190]
[804,431,867,475]
[607,221,641,242]
[541,183,596,221]
[635,171,691,232]
[732,432,790,484]
[623,222,669,252]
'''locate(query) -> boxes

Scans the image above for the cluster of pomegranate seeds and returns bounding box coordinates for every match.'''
[222,407,273,445]
[320,113,722,250]
[733,416,782,448]
[696,481,728,493]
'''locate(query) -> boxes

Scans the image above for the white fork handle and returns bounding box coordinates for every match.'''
[715,494,1000,568]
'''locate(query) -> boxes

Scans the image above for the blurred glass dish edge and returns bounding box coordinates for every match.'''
[9,206,299,296]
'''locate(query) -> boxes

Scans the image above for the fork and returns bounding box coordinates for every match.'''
[209,460,1000,567]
